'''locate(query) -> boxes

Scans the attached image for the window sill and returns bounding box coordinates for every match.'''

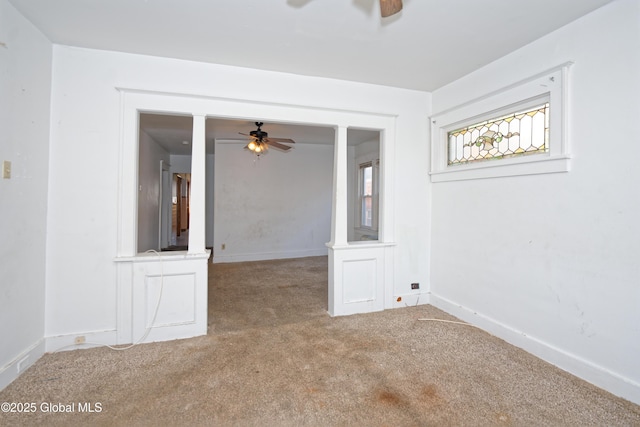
[430,154,571,182]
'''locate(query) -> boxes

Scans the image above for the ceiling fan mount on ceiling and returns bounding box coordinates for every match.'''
[248,122,268,141]
[240,122,296,156]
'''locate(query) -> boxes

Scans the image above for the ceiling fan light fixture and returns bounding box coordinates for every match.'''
[380,0,402,17]
[240,122,295,157]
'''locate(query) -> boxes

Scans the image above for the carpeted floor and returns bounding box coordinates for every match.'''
[1,256,639,426]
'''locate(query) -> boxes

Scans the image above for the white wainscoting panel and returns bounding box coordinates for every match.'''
[116,252,209,344]
[144,273,196,328]
[328,243,394,316]
[342,258,377,304]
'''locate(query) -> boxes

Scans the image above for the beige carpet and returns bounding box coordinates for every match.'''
[1,256,639,426]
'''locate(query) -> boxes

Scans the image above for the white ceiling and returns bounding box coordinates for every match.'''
[9,0,615,154]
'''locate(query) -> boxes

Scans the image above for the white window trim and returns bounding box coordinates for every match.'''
[430,63,572,182]
[355,155,379,233]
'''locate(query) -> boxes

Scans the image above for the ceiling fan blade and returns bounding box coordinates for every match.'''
[239,132,253,137]
[266,141,292,151]
[380,0,402,17]
[266,137,295,144]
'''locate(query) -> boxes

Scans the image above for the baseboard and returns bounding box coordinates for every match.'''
[0,339,45,391]
[212,248,328,264]
[45,329,118,353]
[430,293,640,405]
[390,292,431,309]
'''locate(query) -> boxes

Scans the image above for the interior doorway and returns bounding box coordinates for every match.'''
[170,172,190,249]
[138,112,215,254]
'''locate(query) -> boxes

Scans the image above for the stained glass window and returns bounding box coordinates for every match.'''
[447,103,549,166]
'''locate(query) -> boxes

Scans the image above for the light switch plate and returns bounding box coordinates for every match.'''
[2,160,10,179]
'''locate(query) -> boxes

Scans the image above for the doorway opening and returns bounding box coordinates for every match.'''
[169,172,190,250]
[137,113,215,254]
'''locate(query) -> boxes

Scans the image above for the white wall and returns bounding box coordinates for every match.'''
[169,154,191,174]
[0,0,51,388]
[137,130,170,252]
[214,142,333,262]
[44,45,430,344]
[430,0,640,404]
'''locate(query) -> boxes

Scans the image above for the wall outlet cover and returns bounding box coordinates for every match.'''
[2,160,11,179]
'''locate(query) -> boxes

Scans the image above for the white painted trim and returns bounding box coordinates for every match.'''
[329,126,349,246]
[115,86,401,120]
[188,114,207,254]
[430,154,571,182]
[0,339,45,391]
[114,251,210,263]
[391,292,431,309]
[430,294,640,405]
[45,330,118,353]
[328,241,396,250]
[379,125,396,243]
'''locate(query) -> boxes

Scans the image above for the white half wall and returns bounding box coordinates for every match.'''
[0,0,51,389]
[430,0,640,404]
[213,142,333,262]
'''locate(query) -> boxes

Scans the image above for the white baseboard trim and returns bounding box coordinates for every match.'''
[430,293,640,405]
[212,248,328,264]
[0,339,45,391]
[390,292,431,309]
[45,329,118,353]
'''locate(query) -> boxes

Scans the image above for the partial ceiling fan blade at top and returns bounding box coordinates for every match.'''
[265,140,293,151]
[266,137,295,143]
[380,0,402,17]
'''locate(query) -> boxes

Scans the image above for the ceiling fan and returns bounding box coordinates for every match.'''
[380,0,402,17]
[239,122,296,156]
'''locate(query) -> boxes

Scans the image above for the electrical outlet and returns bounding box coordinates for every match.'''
[74,335,86,345]
[411,282,420,290]
[17,355,29,373]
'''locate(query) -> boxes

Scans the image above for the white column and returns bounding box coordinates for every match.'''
[328,125,348,247]
[188,114,206,254]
